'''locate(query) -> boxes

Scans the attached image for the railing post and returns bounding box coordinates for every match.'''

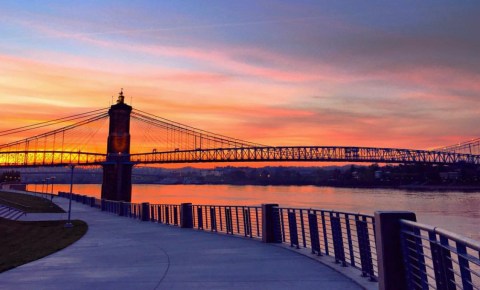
[118,202,125,216]
[210,207,217,232]
[374,211,416,290]
[180,203,193,228]
[141,202,150,221]
[262,204,281,243]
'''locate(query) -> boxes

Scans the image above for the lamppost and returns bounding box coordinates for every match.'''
[65,165,75,228]
[50,176,55,201]
[44,178,49,195]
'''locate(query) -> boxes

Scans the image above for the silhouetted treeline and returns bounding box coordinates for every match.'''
[7,163,480,189]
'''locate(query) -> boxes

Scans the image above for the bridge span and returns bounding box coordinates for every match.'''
[131,146,480,165]
[0,146,478,168]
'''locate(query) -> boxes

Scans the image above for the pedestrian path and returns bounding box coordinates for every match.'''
[0,195,363,290]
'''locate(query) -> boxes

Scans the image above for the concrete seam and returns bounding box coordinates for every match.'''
[153,247,171,290]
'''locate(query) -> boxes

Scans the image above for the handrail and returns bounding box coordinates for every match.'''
[401,219,480,251]
[276,206,377,281]
[400,218,480,290]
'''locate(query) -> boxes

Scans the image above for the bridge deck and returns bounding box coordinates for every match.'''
[0,195,362,290]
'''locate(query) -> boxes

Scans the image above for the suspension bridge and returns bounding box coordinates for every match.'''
[0,90,479,201]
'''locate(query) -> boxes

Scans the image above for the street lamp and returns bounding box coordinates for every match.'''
[50,176,56,201]
[65,165,75,228]
[43,178,49,195]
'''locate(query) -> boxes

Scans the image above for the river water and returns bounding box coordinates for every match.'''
[46,184,480,240]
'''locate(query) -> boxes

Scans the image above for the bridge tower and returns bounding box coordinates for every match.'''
[101,89,133,202]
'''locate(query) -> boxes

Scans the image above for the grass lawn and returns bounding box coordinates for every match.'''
[0,218,88,273]
[0,191,64,213]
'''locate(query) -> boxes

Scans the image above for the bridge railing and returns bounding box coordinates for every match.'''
[192,205,262,238]
[400,219,480,290]
[277,207,377,280]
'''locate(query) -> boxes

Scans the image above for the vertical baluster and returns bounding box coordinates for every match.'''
[430,232,455,290]
[288,209,299,249]
[300,209,306,248]
[401,223,418,290]
[165,206,170,225]
[308,210,321,255]
[210,206,217,232]
[219,206,223,232]
[345,214,355,267]
[456,241,473,290]
[331,212,346,266]
[226,207,233,234]
[255,207,260,237]
[197,206,203,230]
[235,206,240,234]
[158,205,162,223]
[247,208,252,238]
[192,206,196,228]
[412,227,428,289]
[174,206,178,225]
[279,208,286,242]
[356,216,375,280]
[243,207,251,237]
[321,211,329,256]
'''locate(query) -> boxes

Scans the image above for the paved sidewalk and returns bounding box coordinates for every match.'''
[0,196,362,290]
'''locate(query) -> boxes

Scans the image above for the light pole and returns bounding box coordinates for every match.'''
[45,178,50,195]
[65,165,75,228]
[50,176,55,201]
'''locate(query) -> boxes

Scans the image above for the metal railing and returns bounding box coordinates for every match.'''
[400,219,480,290]
[56,191,480,289]
[150,204,181,225]
[277,207,377,280]
[192,205,262,238]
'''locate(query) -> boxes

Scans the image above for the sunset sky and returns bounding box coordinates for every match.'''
[1,1,479,151]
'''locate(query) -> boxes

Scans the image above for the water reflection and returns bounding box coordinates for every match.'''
[51,184,480,240]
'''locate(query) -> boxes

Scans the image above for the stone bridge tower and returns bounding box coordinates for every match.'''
[101,89,133,201]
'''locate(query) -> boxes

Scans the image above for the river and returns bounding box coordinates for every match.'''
[42,184,480,241]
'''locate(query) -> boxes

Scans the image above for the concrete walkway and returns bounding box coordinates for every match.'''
[0,196,362,290]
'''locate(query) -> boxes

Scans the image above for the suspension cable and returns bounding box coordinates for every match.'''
[0,112,109,149]
[0,107,109,137]
[132,109,266,147]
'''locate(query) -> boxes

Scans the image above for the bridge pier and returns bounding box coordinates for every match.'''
[101,90,133,202]
[102,162,133,202]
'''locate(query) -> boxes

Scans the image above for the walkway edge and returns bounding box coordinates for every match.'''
[166,225,377,290]
[273,244,378,290]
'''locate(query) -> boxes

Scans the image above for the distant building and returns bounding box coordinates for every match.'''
[439,172,459,180]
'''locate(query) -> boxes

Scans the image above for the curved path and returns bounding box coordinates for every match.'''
[0,196,362,290]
